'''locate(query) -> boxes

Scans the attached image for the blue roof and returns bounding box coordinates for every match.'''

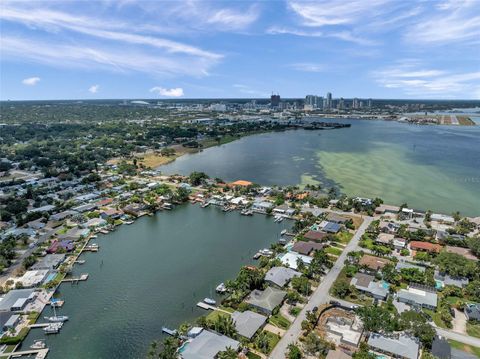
[323,222,341,233]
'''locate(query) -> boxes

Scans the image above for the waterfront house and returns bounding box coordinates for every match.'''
[375,204,400,216]
[57,227,90,241]
[265,267,301,288]
[47,239,75,254]
[291,241,324,255]
[100,208,123,220]
[31,254,65,270]
[0,289,36,312]
[231,310,267,339]
[252,201,273,213]
[350,273,389,300]
[409,241,442,254]
[397,287,437,309]
[245,286,287,315]
[84,218,108,228]
[303,230,328,242]
[180,329,240,359]
[358,254,392,272]
[465,303,480,321]
[10,270,49,288]
[279,252,313,270]
[96,198,113,207]
[367,333,419,359]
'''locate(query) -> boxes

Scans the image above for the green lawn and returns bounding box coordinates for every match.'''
[205,310,229,323]
[325,246,343,256]
[466,321,480,338]
[330,267,373,306]
[423,309,449,329]
[336,231,354,244]
[264,331,281,353]
[448,339,480,357]
[247,352,262,359]
[268,313,291,330]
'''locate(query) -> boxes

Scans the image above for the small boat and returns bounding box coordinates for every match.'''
[30,340,46,349]
[201,202,210,208]
[253,252,261,260]
[216,283,227,293]
[124,220,134,225]
[281,229,287,235]
[203,298,216,305]
[43,322,63,334]
[241,209,253,216]
[45,315,69,322]
[50,299,65,307]
[162,203,173,210]
[76,259,86,264]
[99,229,109,234]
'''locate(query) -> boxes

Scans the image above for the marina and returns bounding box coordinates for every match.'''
[20,204,291,358]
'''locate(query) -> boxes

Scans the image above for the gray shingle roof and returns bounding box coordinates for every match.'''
[265,267,300,287]
[231,310,267,339]
[245,287,287,313]
[181,330,239,359]
[368,334,419,359]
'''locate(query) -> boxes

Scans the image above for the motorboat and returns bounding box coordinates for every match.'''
[203,298,216,305]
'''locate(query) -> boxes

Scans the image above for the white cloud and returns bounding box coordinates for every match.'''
[373,62,480,98]
[289,63,326,73]
[206,6,260,30]
[22,77,40,85]
[149,86,184,97]
[88,84,99,93]
[2,36,216,77]
[404,0,480,45]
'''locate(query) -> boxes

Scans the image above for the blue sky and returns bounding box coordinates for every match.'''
[1,0,479,100]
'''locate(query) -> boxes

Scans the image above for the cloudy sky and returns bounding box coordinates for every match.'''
[1,0,479,100]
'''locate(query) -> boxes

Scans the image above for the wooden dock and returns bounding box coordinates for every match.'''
[196,302,215,310]
[29,323,50,328]
[0,348,48,358]
[61,273,89,283]
[83,246,98,252]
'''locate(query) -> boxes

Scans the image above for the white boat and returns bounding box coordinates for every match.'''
[124,220,134,225]
[45,315,69,322]
[201,202,210,208]
[281,229,287,235]
[30,340,46,349]
[203,298,216,305]
[43,322,63,334]
[215,283,227,293]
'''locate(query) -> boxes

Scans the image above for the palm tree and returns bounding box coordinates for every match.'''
[217,346,238,359]
[255,331,270,353]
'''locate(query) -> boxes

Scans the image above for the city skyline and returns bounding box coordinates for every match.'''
[1,0,480,101]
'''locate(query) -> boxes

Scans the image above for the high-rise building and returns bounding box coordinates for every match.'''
[352,98,359,109]
[271,93,281,107]
[326,92,332,109]
[338,97,345,110]
[367,98,372,108]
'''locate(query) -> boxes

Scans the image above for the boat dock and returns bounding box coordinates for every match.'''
[75,259,85,264]
[61,273,89,283]
[0,348,49,358]
[29,323,51,328]
[196,302,215,310]
[161,327,178,336]
[83,246,99,252]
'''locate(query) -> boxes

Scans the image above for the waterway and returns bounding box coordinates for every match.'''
[161,118,480,216]
[22,205,291,358]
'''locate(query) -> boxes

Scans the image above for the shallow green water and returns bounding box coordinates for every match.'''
[161,119,480,216]
[22,205,290,358]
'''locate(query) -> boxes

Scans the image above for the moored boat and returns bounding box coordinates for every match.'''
[203,298,216,305]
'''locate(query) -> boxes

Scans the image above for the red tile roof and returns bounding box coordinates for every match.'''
[410,241,442,253]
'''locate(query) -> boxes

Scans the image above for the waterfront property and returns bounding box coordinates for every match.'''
[245,287,287,315]
[350,273,389,300]
[180,329,240,359]
[265,267,301,288]
[231,310,267,339]
[397,287,438,310]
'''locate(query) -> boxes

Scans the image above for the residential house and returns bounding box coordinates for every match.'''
[265,267,301,288]
[367,333,419,359]
[379,221,399,234]
[376,233,394,245]
[303,230,328,242]
[350,273,389,300]
[320,221,342,234]
[231,310,267,339]
[464,303,480,321]
[359,254,392,272]
[409,241,442,254]
[326,213,349,224]
[434,270,469,289]
[397,287,437,309]
[279,252,313,270]
[291,241,324,255]
[245,287,287,315]
[180,329,240,359]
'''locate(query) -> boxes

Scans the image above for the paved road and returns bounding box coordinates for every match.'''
[269,216,373,358]
[436,327,480,348]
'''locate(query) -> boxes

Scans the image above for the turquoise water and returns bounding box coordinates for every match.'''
[44,273,57,284]
[161,119,480,216]
[22,205,291,358]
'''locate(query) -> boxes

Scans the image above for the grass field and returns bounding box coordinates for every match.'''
[448,339,480,357]
[467,321,480,338]
[325,246,343,256]
[269,313,291,330]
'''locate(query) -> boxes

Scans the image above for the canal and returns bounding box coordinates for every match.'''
[22,204,291,358]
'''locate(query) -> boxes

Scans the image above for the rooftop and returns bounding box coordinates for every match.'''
[359,254,392,271]
[265,266,300,287]
[180,329,240,359]
[245,286,287,313]
[231,310,267,339]
[368,333,419,359]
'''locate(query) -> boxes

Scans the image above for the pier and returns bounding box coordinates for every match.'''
[28,323,51,328]
[61,273,89,283]
[196,302,215,310]
[0,349,48,359]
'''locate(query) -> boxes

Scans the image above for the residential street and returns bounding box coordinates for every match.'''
[269,216,373,358]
